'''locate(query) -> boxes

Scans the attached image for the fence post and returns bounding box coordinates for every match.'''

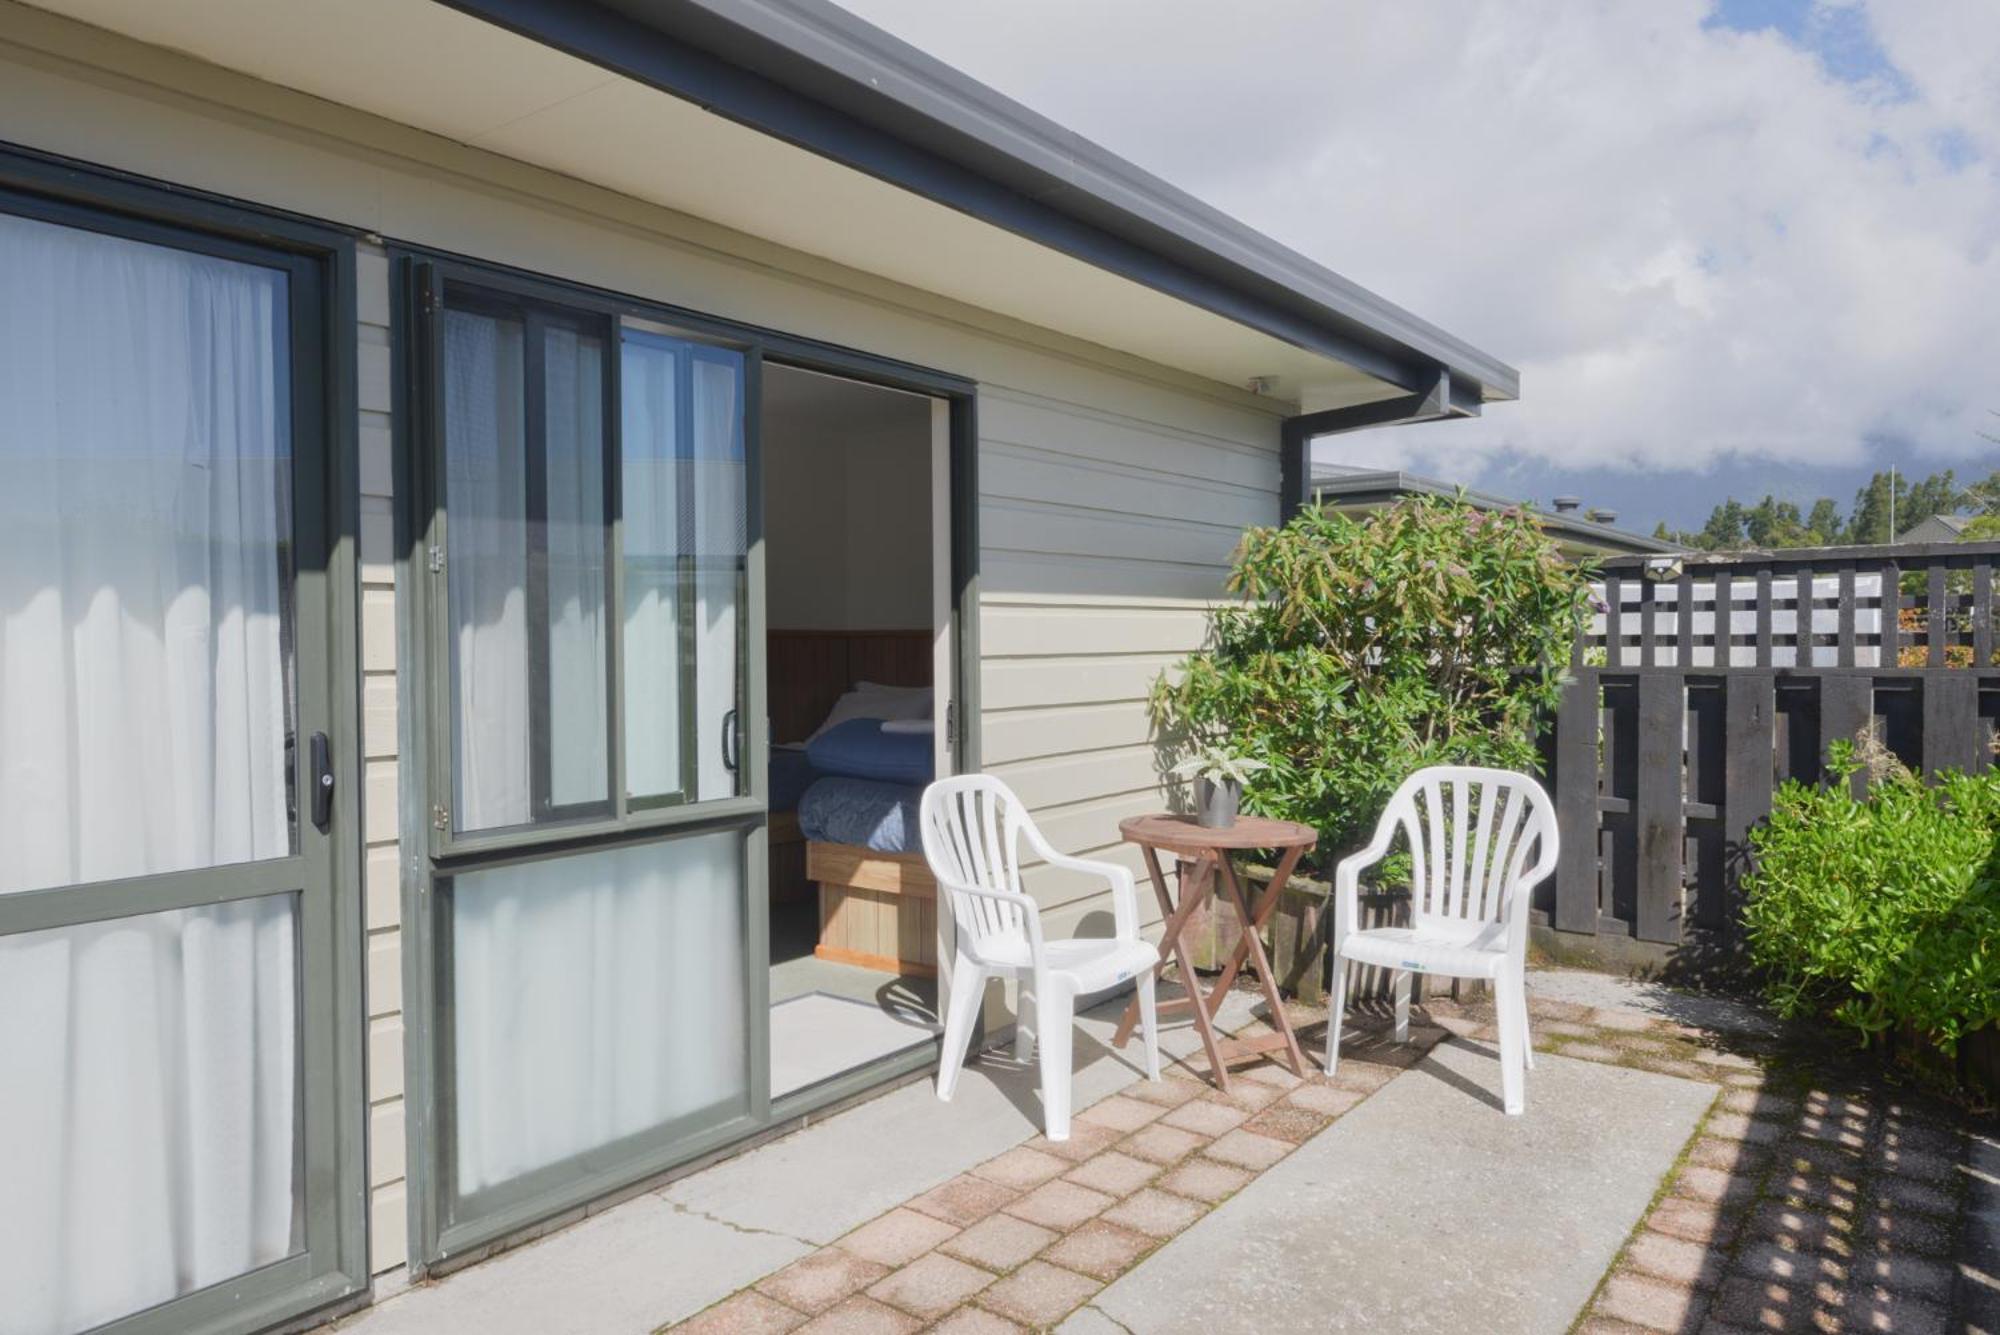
[1924,673,1978,777]
[1553,671,1600,935]
[1635,673,1684,943]
[1821,675,1872,796]
[1722,674,1775,950]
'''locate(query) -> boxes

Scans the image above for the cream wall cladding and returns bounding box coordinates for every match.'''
[0,2,1283,1277]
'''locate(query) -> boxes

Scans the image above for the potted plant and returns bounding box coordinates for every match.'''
[1170,746,1267,828]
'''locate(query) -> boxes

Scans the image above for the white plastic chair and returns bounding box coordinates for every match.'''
[1325,766,1558,1114]
[921,775,1162,1140]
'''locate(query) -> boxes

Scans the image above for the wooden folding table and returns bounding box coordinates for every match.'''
[1111,813,1317,1091]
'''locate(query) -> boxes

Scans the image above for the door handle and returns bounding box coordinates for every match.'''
[721,708,740,773]
[310,731,334,832]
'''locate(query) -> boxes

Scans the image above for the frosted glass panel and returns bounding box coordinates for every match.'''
[0,211,293,896]
[443,306,612,830]
[449,831,748,1195]
[0,896,302,1335]
[444,308,532,830]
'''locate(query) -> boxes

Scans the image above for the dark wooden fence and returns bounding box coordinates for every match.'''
[1538,540,2000,966]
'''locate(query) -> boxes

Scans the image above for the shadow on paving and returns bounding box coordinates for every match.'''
[1249,983,1986,1334]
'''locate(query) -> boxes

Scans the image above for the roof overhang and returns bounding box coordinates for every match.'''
[9,0,1518,410]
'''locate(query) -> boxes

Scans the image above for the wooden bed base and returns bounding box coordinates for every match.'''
[808,839,938,977]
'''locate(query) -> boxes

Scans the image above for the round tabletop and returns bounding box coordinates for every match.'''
[1118,812,1317,854]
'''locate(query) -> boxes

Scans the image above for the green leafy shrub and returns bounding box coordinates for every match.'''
[1744,741,2000,1064]
[1148,496,1593,863]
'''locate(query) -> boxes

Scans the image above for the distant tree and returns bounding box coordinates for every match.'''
[1960,514,2000,541]
[1805,498,1843,546]
[1745,495,1806,547]
[1652,520,1674,542]
[1846,472,1901,545]
[1700,499,1748,550]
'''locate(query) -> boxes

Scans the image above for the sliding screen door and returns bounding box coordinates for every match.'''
[421,271,763,1253]
[0,194,358,1334]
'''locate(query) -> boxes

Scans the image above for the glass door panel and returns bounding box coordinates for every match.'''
[0,211,295,896]
[441,297,615,835]
[444,829,749,1209]
[0,201,346,1335]
[618,328,748,806]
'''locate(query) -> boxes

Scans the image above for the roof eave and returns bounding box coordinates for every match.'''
[433,0,1519,401]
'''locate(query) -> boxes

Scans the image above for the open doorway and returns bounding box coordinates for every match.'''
[762,362,953,1099]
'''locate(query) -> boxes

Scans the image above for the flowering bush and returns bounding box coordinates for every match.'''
[1149,496,1594,862]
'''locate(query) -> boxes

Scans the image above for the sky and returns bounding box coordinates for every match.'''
[832,0,2000,535]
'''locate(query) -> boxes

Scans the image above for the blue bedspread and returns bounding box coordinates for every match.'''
[770,746,819,814]
[806,718,934,786]
[797,777,921,853]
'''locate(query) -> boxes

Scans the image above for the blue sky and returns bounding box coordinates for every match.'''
[839,0,2000,536]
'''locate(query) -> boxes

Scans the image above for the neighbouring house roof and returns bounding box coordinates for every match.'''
[1897,512,1977,544]
[11,0,1513,412]
[1307,468,1682,557]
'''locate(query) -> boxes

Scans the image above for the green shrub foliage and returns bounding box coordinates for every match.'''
[1149,496,1593,861]
[1744,743,2000,1058]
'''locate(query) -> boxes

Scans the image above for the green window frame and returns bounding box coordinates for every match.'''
[0,147,367,1335]
[393,247,983,1273]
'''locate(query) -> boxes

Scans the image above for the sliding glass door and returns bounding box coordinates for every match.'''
[414,265,766,1256]
[0,181,361,1335]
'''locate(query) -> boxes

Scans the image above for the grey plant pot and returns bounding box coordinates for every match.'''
[1194,776,1241,828]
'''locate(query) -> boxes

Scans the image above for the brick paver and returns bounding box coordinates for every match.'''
[676,984,1975,1335]
[976,1261,1101,1327]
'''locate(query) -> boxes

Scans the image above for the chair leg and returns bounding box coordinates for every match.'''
[1495,970,1526,1115]
[1014,978,1037,1062]
[1514,974,1536,1071]
[936,958,986,1103]
[1135,968,1161,1082]
[1324,952,1348,1077]
[1037,981,1076,1141]
[1392,968,1413,1045]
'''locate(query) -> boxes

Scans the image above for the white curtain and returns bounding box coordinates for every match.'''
[542,327,609,808]
[0,213,299,1334]
[620,334,685,800]
[691,352,745,802]
[451,832,747,1194]
[444,309,532,830]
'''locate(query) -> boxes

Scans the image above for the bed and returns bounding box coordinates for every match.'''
[765,629,940,976]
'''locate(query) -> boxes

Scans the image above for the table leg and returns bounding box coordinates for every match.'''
[1214,847,1309,1076]
[1115,846,1232,1090]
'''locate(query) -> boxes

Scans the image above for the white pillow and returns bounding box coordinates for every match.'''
[809,685,933,740]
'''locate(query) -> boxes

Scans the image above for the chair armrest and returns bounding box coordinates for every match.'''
[1331,825,1397,953]
[1045,851,1141,941]
[1020,822,1141,940]
[939,879,1045,950]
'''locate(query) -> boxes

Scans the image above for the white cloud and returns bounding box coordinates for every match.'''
[834,0,2000,484]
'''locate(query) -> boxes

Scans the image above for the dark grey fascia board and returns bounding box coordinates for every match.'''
[432,0,1517,401]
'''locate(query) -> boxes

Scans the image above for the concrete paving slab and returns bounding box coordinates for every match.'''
[340,987,1257,1333]
[1065,1037,1716,1335]
[662,990,1256,1247]
[333,1192,807,1335]
[1528,966,1781,1037]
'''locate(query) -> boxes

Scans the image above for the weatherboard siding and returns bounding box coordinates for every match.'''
[0,5,1284,1277]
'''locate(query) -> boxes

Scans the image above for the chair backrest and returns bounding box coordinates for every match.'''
[919,775,1034,951]
[1380,766,1558,931]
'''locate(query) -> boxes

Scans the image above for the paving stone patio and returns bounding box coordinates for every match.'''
[670,975,1991,1335]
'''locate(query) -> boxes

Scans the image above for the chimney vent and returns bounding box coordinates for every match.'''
[1587,508,1618,525]
[1551,496,1582,514]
